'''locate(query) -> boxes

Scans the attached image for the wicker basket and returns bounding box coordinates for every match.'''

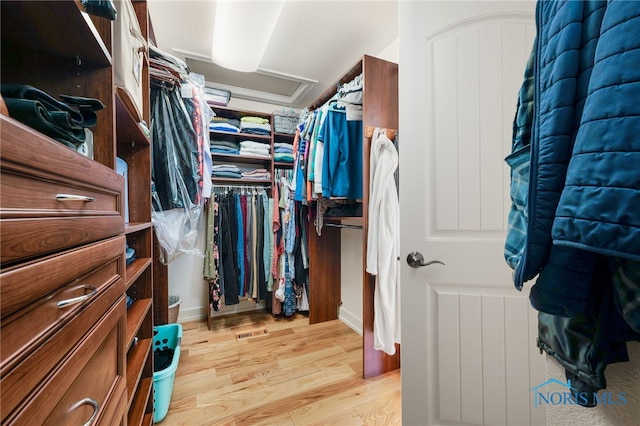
[273,109,299,134]
[168,295,181,323]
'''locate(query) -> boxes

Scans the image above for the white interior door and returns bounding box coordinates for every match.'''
[399,2,545,425]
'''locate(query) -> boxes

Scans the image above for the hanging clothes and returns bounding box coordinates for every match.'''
[204,188,273,308]
[204,198,222,311]
[366,128,400,356]
[149,61,213,263]
[218,192,240,305]
[505,0,640,406]
[150,86,199,210]
[320,103,363,200]
[269,169,310,317]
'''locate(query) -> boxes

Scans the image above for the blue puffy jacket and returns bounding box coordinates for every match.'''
[506,0,640,405]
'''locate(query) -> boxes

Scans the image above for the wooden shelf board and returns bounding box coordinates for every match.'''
[125,257,152,290]
[274,161,294,168]
[116,90,151,146]
[211,178,272,185]
[273,132,296,138]
[142,413,153,426]
[1,0,111,67]
[127,376,153,426]
[125,222,153,235]
[210,130,271,140]
[126,337,152,405]
[208,105,272,120]
[126,298,152,347]
[324,216,364,223]
[211,153,272,164]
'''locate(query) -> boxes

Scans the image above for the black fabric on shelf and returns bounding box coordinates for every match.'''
[1,84,104,148]
[82,0,117,20]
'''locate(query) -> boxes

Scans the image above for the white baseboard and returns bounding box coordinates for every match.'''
[338,306,363,336]
[178,303,362,336]
[177,299,266,324]
[176,306,207,323]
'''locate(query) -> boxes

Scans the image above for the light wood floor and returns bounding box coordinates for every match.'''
[160,311,401,425]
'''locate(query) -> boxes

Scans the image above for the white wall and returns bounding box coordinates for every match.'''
[167,244,208,322]
[339,229,364,333]
[376,38,399,62]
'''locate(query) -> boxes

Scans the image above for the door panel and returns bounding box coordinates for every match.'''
[399,2,545,425]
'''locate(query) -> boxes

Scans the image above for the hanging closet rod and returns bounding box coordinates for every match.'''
[324,222,363,230]
[212,184,271,192]
[364,126,397,141]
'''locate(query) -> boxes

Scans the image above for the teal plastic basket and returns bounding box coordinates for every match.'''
[153,323,183,423]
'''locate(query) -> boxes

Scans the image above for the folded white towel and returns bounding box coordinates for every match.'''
[240,140,271,150]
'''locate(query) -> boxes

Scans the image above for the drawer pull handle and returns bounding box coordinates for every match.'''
[72,397,99,426]
[56,193,96,202]
[57,286,97,308]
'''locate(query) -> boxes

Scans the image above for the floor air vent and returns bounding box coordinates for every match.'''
[235,329,269,341]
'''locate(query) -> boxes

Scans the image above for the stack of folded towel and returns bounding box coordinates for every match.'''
[239,140,270,157]
[240,116,271,135]
[210,139,240,155]
[241,168,271,180]
[210,116,240,133]
[274,142,294,163]
[337,73,363,120]
[212,164,242,179]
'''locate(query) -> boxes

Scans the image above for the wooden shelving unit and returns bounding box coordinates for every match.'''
[306,55,400,379]
[209,105,277,188]
[114,1,156,423]
[0,0,158,423]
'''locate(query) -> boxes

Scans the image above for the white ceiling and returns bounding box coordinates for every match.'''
[147,0,398,108]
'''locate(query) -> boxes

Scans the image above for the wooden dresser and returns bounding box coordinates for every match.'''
[0,117,127,424]
[1,1,160,424]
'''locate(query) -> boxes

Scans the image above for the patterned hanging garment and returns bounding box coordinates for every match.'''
[283,254,296,316]
[209,195,221,311]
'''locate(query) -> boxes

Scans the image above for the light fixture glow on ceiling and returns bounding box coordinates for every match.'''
[212,0,286,73]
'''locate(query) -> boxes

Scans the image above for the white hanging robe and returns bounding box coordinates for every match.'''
[366,128,400,355]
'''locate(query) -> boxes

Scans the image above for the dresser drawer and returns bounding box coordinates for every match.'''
[96,380,127,426]
[1,170,119,214]
[0,215,124,265]
[1,250,123,372]
[0,251,125,421]
[0,115,124,265]
[5,297,127,426]
[0,116,123,210]
[1,235,125,319]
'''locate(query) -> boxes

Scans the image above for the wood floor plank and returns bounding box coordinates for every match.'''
[314,345,361,370]
[353,386,402,426]
[161,398,203,425]
[300,408,364,426]
[201,414,237,426]
[228,360,281,384]
[287,368,400,425]
[160,313,401,426]
[172,369,232,399]
[277,345,345,369]
[262,361,322,387]
[232,374,364,425]
[238,412,295,426]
